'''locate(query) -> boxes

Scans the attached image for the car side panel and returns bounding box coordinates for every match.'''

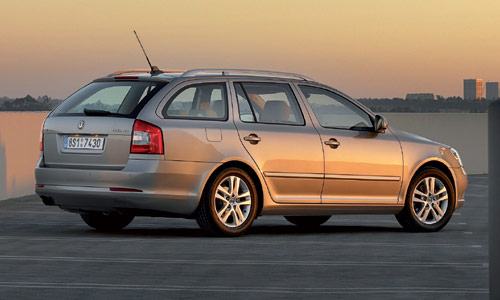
[137,78,276,211]
[290,82,403,204]
[228,80,324,204]
[134,79,245,164]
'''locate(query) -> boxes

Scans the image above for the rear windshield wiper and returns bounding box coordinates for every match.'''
[83,109,124,116]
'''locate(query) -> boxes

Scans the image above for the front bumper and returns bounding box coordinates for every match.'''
[453,166,467,211]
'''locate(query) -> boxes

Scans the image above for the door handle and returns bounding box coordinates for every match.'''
[244,134,261,144]
[324,138,340,149]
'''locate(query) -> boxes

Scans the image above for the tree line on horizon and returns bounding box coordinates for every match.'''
[0,95,61,111]
[0,94,493,113]
[357,96,492,113]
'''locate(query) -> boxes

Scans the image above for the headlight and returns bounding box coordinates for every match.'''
[450,148,463,167]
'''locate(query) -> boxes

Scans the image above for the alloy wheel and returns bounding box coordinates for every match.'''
[214,175,252,227]
[412,177,449,225]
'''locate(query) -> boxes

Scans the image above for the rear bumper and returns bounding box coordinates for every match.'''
[35,157,219,215]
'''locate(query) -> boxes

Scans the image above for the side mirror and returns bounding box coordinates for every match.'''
[374,115,388,133]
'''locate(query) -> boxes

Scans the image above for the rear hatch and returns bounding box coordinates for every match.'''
[43,80,166,170]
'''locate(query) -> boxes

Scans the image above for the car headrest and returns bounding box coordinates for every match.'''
[260,100,291,123]
[211,100,223,117]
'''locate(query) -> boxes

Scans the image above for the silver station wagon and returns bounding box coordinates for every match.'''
[35,68,467,236]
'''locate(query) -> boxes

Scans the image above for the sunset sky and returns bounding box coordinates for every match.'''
[1,0,499,99]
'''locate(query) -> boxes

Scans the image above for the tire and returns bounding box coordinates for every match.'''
[80,212,134,231]
[396,167,455,232]
[195,168,259,236]
[284,216,331,228]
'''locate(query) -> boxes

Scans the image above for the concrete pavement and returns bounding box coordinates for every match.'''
[0,175,488,299]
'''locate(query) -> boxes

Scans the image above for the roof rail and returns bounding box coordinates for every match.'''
[109,69,186,76]
[181,69,314,81]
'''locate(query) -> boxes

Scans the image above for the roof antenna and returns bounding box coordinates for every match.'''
[133,30,162,75]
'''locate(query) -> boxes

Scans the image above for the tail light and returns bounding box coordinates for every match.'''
[130,120,164,154]
[39,119,45,151]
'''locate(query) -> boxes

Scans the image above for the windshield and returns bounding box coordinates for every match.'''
[51,81,166,117]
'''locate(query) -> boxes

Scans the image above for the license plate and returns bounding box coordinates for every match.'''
[64,136,105,150]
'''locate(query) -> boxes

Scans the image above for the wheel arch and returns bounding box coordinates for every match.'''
[198,159,265,217]
[404,158,457,205]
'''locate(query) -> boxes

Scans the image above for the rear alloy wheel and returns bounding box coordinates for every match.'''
[80,212,134,231]
[284,216,331,228]
[396,167,455,232]
[196,168,258,236]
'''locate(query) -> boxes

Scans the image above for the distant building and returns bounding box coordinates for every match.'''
[486,82,499,100]
[405,93,435,100]
[464,79,483,99]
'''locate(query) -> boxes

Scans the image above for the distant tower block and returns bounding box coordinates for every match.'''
[486,82,499,100]
[464,79,483,99]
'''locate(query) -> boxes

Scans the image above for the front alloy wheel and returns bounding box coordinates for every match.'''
[412,177,449,225]
[196,168,258,236]
[396,167,455,232]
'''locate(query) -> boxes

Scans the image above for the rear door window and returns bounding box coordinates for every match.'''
[162,83,228,120]
[51,81,166,117]
[235,82,304,125]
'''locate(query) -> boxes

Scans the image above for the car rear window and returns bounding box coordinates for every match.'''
[51,81,166,117]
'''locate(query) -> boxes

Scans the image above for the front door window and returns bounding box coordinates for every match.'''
[299,85,372,131]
